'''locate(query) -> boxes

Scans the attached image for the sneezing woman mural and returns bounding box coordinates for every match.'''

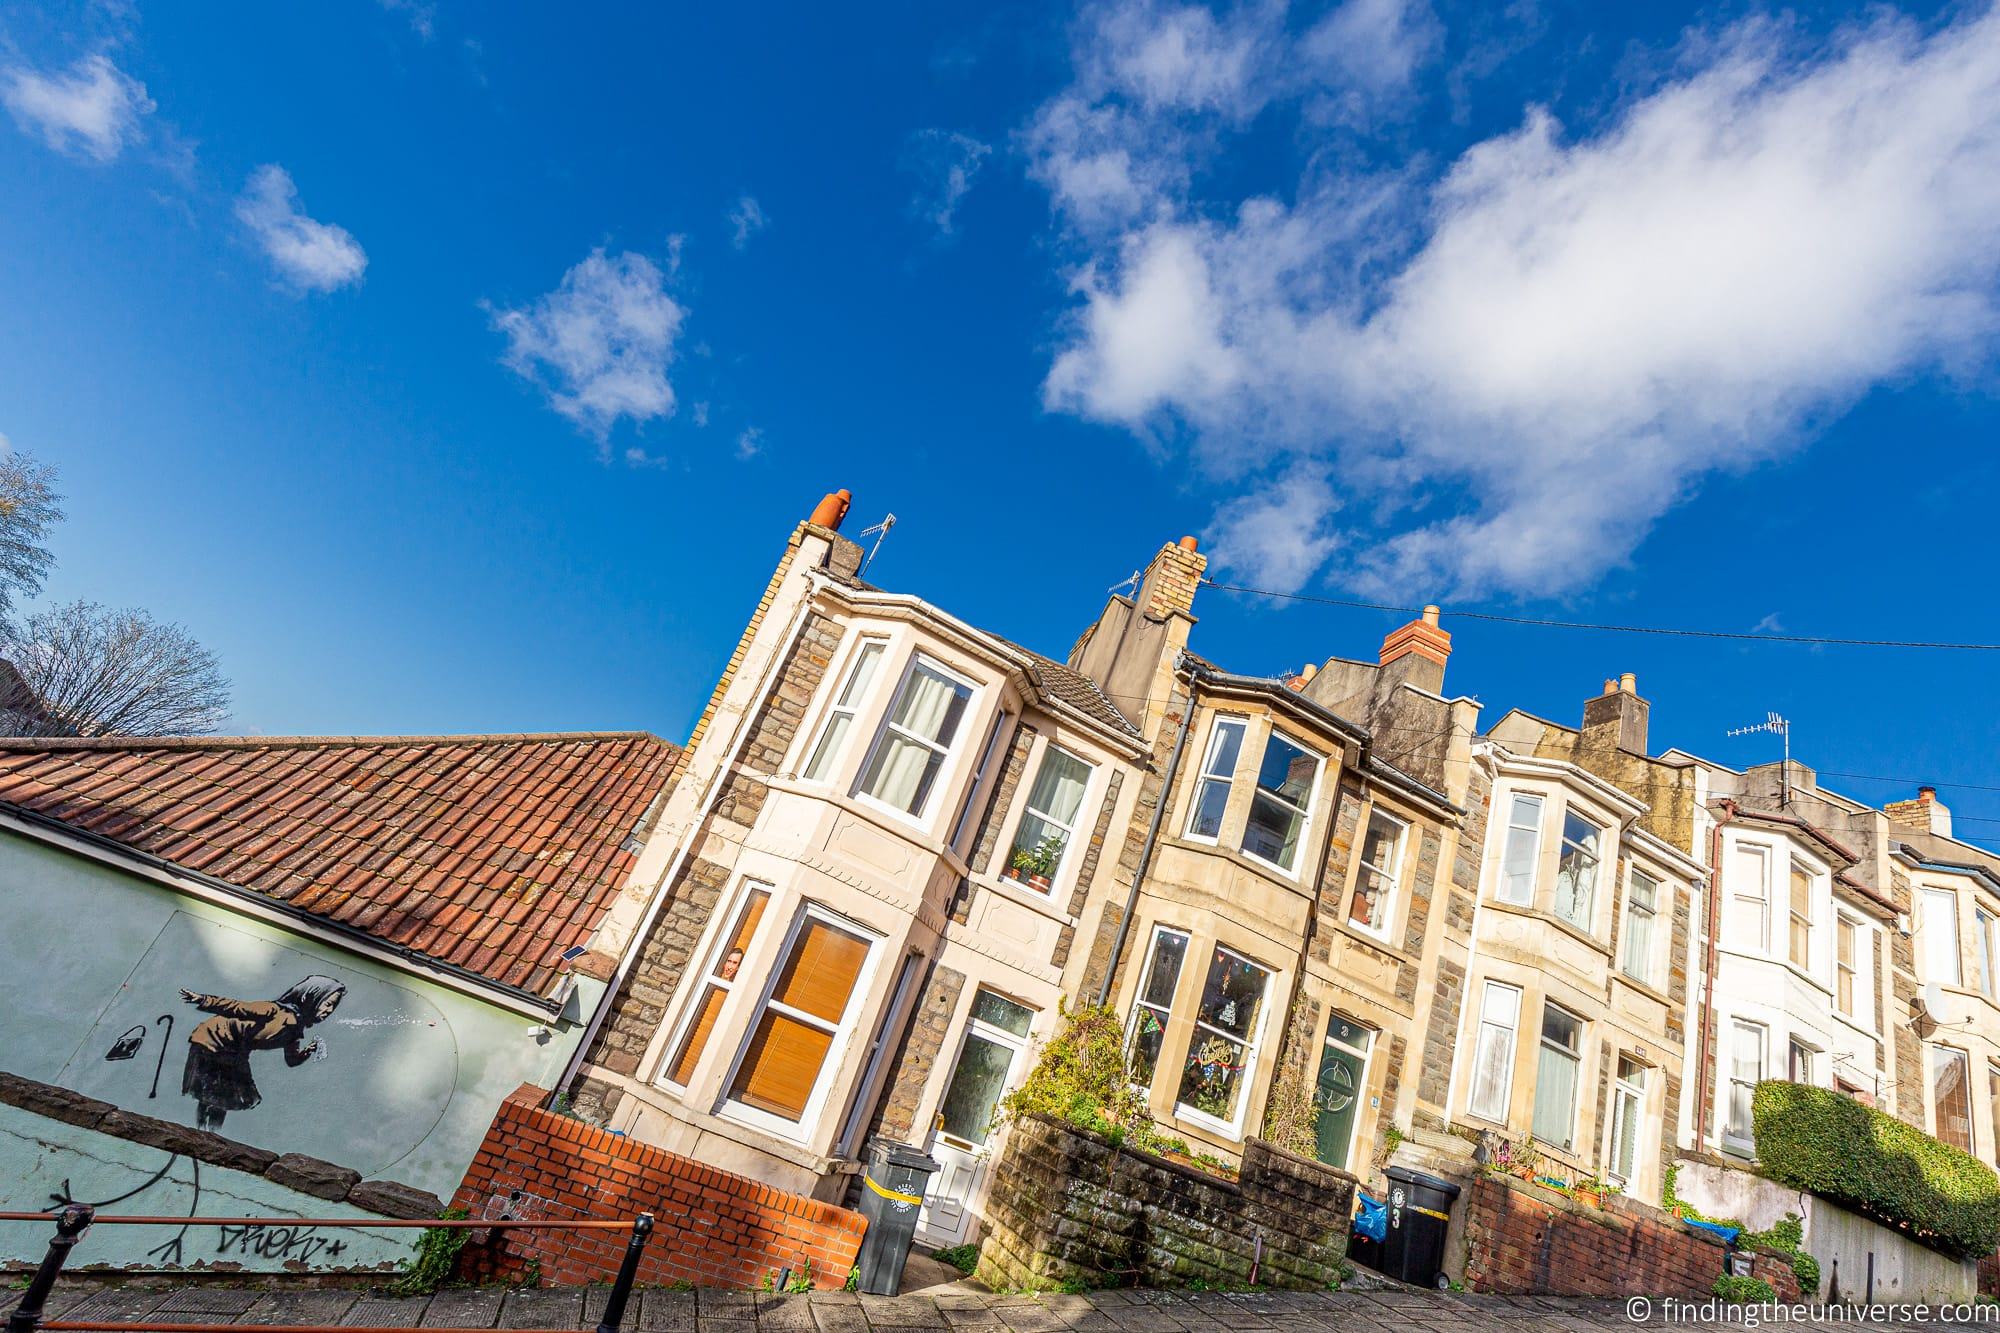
[178,975,346,1131]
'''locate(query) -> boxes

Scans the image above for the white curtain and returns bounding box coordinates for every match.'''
[861,665,967,813]
[1501,797,1540,903]
[1533,1043,1578,1146]
[1470,984,1519,1119]
[1028,749,1090,826]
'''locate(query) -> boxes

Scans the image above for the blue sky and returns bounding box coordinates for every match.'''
[2,0,1997,840]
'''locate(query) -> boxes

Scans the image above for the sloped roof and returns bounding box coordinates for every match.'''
[1020,651,1139,739]
[0,732,678,996]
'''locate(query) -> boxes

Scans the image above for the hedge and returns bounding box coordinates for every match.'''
[1752,1080,2000,1260]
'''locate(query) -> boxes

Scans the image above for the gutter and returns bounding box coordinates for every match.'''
[0,803,561,1018]
[1095,653,1194,1008]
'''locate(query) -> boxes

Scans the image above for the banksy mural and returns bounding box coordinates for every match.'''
[58,911,459,1179]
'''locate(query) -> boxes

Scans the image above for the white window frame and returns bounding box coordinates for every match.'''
[1125,926,1191,1091]
[1620,870,1660,986]
[1730,843,1772,954]
[1467,980,1522,1123]
[1923,887,1962,987]
[1001,742,1097,893]
[798,635,889,784]
[656,879,773,1090]
[1183,716,1247,846]
[1607,1057,1648,1189]
[1532,1003,1584,1150]
[1835,914,1863,1019]
[1931,1044,1974,1153]
[1346,807,1408,940]
[1237,728,1322,877]
[851,652,980,824]
[1553,809,1605,932]
[718,900,882,1142]
[1723,1019,1766,1152]
[1497,792,1544,906]
[1788,1036,1816,1085]
[1787,858,1815,971]
[1978,907,1997,1000]
[1172,943,1275,1138]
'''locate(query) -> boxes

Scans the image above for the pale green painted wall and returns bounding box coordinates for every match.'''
[0,830,607,1202]
[0,1104,414,1271]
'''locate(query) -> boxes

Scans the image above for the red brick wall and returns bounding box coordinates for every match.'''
[1465,1174,1802,1300]
[451,1085,866,1290]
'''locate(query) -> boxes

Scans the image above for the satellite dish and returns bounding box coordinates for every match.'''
[1919,982,1978,1029]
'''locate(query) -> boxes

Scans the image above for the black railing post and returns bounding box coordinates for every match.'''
[7,1204,93,1333]
[594,1213,653,1333]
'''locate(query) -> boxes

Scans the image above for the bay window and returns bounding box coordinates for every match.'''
[1553,813,1602,930]
[1004,745,1093,890]
[1126,928,1189,1089]
[1347,810,1406,936]
[1468,981,1521,1122]
[802,638,886,782]
[1923,888,1961,985]
[1621,872,1658,985]
[855,656,974,818]
[725,904,878,1131]
[662,883,771,1087]
[1175,946,1273,1129]
[1240,731,1319,873]
[1185,718,1246,841]
[1498,794,1542,905]
[1533,1005,1583,1149]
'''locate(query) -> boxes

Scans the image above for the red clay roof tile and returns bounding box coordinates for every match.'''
[0,732,678,995]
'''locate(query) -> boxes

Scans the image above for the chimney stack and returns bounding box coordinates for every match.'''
[1376,605,1451,694]
[1136,536,1207,622]
[1885,786,1954,839]
[1581,671,1649,755]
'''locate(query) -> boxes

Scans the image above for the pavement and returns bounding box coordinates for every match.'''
[3,1279,1988,1331]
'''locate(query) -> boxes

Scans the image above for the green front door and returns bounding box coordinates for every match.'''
[1313,1018,1373,1169]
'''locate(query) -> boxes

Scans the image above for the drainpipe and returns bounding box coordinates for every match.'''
[1693,800,1736,1151]
[1095,653,1195,1008]
[553,571,825,1105]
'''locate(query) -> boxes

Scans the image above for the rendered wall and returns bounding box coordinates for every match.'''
[0,831,601,1202]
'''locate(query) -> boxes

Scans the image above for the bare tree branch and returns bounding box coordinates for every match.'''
[0,600,231,738]
[0,452,64,635]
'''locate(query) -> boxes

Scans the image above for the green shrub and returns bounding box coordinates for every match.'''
[1790,1252,1821,1297]
[1000,1002,1166,1152]
[1713,1275,1775,1304]
[931,1244,979,1275]
[1753,1081,2000,1260]
[390,1208,470,1297]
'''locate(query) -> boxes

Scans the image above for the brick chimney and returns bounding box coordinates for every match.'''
[1581,672,1649,755]
[1885,786,1953,838]
[1376,605,1450,694]
[1137,536,1207,622]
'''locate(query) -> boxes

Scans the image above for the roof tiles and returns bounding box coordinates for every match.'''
[0,732,678,996]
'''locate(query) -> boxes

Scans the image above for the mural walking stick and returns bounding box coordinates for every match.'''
[149,1013,173,1098]
[7,1203,93,1333]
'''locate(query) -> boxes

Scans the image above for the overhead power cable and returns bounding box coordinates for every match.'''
[1201,579,2000,651]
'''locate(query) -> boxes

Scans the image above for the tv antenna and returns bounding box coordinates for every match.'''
[1110,569,1142,597]
[1726,711,1792,808]
[858,514,896,576]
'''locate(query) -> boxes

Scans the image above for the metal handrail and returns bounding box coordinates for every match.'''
[3,1205,655,1333]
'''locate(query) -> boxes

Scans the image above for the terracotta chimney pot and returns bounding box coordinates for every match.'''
[809,488,853,531]
[1619,672,1638,694]
[1178,535,1200,552]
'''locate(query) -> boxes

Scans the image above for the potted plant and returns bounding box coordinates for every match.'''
[1573,1175,1607,1208]
[1007,834,1063,891]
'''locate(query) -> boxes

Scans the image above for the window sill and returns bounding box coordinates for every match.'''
[764,775,969,875]
[1482,899,1612,959]
[968,868,1080,926]
[1611,971,1672,1008]
[606,1078,848,1175]
[1163,835,1315,894]
[1325,915,1411,963]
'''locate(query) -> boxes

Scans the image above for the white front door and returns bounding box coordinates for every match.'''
[917,990,1035,1247]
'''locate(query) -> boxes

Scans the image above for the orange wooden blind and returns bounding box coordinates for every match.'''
[732,1013,837,1118]
[666,986,725,1086]
[771,919,869,1023]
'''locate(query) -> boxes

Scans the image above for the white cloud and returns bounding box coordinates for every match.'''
[1208,469,1344,590]
[2,53,153,162]
[736,426,764,460]
[1301,0,1441,126]
[1033,4,2000,597]
[377,0,437,40]
[903,129,992,235]
[728,195,768,250]
[488,248,687,439]
[234,165,368,293]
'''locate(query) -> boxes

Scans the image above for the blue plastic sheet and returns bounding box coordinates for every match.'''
[1683,1217,1742,1245]
[1354,1191,1388,1244]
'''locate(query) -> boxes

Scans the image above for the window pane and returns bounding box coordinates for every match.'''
[859,732,946,815]
[1141,932,1187,1009]
[1351,814,1402,931]
[1243,791,1305,869]
[1726,1024,1763,1141]
[1934,1048,1973,1152]
[1202,719,1245,779]
[1622,874,1657,983]
[1501,796,1541,903]
[1188,777,1231,839]
[838,641,884,707]
[803,712,853,782]
[663,889,769,1085]
[770,918,871,1023]
[1128,1006,1169,1087]
[1790,863,1813,966]
[666,985,726,1087]
[937,1033,1015,1145]
[1194,950,1270,1043]
[970,990,1034,1038]
[1178,1031,1249,1121]
[1555,812,1601,928]
[1541,1007,1580,1051]
[1256,734,1316,807]
[1533,1045,1579,1147]
[731,1011,835,1120]
[1924,890,1961,984]
[1026,748,1091,826]
[1469,983,1520,1120]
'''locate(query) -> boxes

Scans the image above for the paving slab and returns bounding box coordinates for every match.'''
[498,1288,586,1329]
[754,1294,819,1331]
[420,1286,508,1328]
[341,1293,433,1327]
[807,1301,874,1333]
[857,1294,949,1328]
[244,1291,367,1326]
[636,1289,699,1331]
